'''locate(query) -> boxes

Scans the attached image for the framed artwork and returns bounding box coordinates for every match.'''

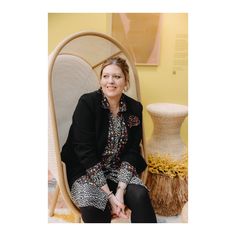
[111,13,161,66]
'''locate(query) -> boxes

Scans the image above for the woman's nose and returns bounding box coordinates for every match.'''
[107,76,115,83]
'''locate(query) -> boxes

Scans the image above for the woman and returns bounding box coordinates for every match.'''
[61,57,156,223]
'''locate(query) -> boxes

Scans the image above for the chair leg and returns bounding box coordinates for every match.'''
[141,168,148,185]
[48,184,60,217]
[74,214,82,223]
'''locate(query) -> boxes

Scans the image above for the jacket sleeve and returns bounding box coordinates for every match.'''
[120,102,147,174]
[70,95,106,187]
[117,161,137,184]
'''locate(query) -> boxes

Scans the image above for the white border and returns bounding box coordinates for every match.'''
[1,0,236,235]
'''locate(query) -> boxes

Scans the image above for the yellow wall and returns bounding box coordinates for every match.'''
[48,13,188,145]
[48,13,108,53]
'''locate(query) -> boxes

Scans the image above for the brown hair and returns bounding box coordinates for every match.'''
[100,57,130,90]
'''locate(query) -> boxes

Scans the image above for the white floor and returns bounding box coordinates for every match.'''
[48,208,187,223]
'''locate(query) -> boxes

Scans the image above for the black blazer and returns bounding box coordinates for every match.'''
[61,90,147,188]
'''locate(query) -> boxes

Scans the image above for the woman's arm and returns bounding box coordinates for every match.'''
[120,102,147,174]
[115,162,136,208]
[70,95,107,187]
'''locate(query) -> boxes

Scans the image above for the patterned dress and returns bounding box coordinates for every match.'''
[70,92,146,211]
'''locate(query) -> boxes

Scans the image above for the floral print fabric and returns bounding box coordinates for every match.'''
[71,91,145,210]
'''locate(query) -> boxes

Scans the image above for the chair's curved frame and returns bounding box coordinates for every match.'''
[48,31,149,222]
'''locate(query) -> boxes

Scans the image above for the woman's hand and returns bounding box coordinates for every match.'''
[115,188,128,219]
[109,194,128,219]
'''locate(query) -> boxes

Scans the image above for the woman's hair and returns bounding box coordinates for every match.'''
[100,57,130,90]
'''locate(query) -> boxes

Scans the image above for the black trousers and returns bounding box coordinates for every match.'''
[80,180,157,223]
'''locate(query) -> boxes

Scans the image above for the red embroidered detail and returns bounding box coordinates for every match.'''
[127,115,140,128]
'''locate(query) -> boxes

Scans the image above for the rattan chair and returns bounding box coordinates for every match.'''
[48,31,148,222]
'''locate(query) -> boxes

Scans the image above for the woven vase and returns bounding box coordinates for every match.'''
[146,103,188,216]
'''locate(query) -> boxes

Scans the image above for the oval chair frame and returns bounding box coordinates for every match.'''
[48,31,148,223]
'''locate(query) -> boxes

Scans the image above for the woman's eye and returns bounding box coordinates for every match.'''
[114,75,121,79]
[102,74,122,79]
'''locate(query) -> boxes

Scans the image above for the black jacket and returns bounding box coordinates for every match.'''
[61,90,147,188]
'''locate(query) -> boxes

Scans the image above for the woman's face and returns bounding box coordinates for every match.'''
[100,64,127,100]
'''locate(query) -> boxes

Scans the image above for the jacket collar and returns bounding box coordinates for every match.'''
[98,88,127,113]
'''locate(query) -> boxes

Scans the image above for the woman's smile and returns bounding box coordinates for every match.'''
[100,64,127,100]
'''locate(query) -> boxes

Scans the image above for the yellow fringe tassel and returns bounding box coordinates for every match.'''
[147,153,188,179]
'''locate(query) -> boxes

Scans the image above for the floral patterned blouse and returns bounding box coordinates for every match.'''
[70,91,145,211]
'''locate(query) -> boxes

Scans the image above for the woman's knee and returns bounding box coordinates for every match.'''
[125,184,150,205]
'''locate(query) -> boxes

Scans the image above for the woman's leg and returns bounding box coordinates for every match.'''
[71,179,117,223]
[124,184,157,223]
[79,204,112,223]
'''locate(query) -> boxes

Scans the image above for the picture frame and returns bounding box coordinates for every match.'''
[111,13,161,66]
